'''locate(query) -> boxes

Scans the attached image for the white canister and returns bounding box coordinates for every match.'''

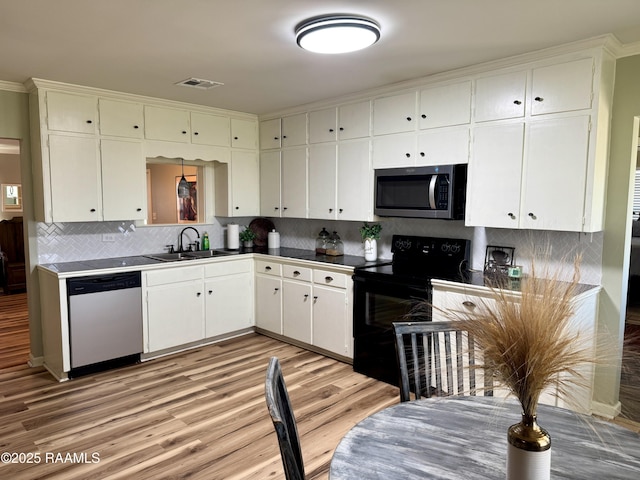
[227,223,239,250]
[268,229,280,249]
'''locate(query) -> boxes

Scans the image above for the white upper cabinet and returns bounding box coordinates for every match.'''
[191,112,230,146]
[309,107,338,144]
[282,113,308,147]
[48,134,101,222]
[373,91,417,135]
[521,116,591,231]
[260,151,282,217]
[260,118,281,149]
[230,150,260,216]
[46,91,97,134]
[372,133,416,168]
[465,123,525,228]
[281,147,308,218]
[531,57,594,115]
[309,101,371,143]
[308,144,337,219]
[99,98,144,138]
[338,101,371,140]
[474,70,527,122]
[416,127,469,165]
[144,105,190,142]
[337,139,371,221]
[231,118,258,149]
[418,81,471,129]
[101,138,146,221]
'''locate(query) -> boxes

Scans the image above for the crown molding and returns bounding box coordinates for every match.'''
[617,40,640,59]
[0,80,27,93]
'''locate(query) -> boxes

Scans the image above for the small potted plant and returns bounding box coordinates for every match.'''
[360,222,382,261]
[239,227,257,248]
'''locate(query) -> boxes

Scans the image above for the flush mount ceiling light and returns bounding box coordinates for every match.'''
[295,15,381,54]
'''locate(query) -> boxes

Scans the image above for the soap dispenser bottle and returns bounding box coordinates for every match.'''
[202,232,210,251]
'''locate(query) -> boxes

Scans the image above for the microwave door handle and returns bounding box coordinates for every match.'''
[428,175,438,209]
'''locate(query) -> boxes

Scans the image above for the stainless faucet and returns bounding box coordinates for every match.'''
[178,226,200,252]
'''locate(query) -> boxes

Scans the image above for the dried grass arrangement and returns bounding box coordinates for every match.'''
[447,255,594,417]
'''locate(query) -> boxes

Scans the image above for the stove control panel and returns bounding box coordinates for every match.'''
[391,235,469,259]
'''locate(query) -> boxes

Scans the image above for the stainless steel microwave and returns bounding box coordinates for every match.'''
[374,164,467,219]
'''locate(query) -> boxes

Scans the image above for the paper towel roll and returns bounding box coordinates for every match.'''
[227,223,239,250]
[268,229,280,249]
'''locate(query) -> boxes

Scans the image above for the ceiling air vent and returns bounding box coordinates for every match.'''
[175,78,224,90]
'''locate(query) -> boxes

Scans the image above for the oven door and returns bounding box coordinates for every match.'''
[352,273,431,386]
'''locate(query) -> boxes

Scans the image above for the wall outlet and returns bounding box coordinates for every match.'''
[102,233,116,242]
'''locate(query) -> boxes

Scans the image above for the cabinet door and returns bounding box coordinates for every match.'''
[101,138,146,221]
[282,113,308,147]
[309,107,337,144]
[522,116,590,231]
[312,285,347,355]
[260,151,281,217]
[281,147,308,218]
[308,144,337,219]
[231,118,258,149]
[260,118,281,149]
[373,91,417,135]
[372,133,416,168]
[231,150,260,216]
[99,98,144,138]
[146,280,205,352]
[144,105,190,142]
[255,275,282,334]
[465,123,524,228]
[474,71,527,122]
[419,81,471,129]
[531,58,594,115]
[191,112,230,146]
[46,91,97,134]
[283,280,312,343]
[338,100,371,140]
[416,127,469,166]
[205,273,252,336]
[337,140,371,221]
[48,134,101,222]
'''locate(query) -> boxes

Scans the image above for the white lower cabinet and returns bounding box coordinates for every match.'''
[145,266,205,352]
[254,257,353,358]
[145,259,254,354]
[312,284,348,355]
[204,259,253,336]
[283,279,313,343]
[255,274,283,334]
[431,280,599,414]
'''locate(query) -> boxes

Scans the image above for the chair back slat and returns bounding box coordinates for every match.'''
[265,357,305,480]
[393,321,494,402]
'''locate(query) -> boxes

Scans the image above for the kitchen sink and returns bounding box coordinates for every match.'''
[144,252,198,262]
[144,250,233,262]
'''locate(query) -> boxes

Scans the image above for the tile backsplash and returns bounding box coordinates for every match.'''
[37,216,603,285]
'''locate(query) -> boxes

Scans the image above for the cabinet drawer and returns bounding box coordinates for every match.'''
[313,269,348,289]
[256,260,282,276]
[146,265,203,287]
[283,265,312,281]
[204,259,251,278]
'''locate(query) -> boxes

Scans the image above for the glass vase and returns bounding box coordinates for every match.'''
[506,414,551,480]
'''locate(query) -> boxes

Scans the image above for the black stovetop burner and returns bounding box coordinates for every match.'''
[354,234,470,286]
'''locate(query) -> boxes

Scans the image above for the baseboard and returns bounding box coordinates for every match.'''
[28,354,44,367]
[591,399,622,419]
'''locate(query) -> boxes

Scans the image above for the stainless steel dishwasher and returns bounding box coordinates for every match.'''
[67,271,143,376]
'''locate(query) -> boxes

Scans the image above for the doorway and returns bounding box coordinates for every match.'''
[0,138,29,369]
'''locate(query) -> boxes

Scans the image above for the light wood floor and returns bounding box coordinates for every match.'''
[0,333,398,480]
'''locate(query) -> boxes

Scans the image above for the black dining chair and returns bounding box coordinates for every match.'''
[393,321,494,402]
[264,356,305,480]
